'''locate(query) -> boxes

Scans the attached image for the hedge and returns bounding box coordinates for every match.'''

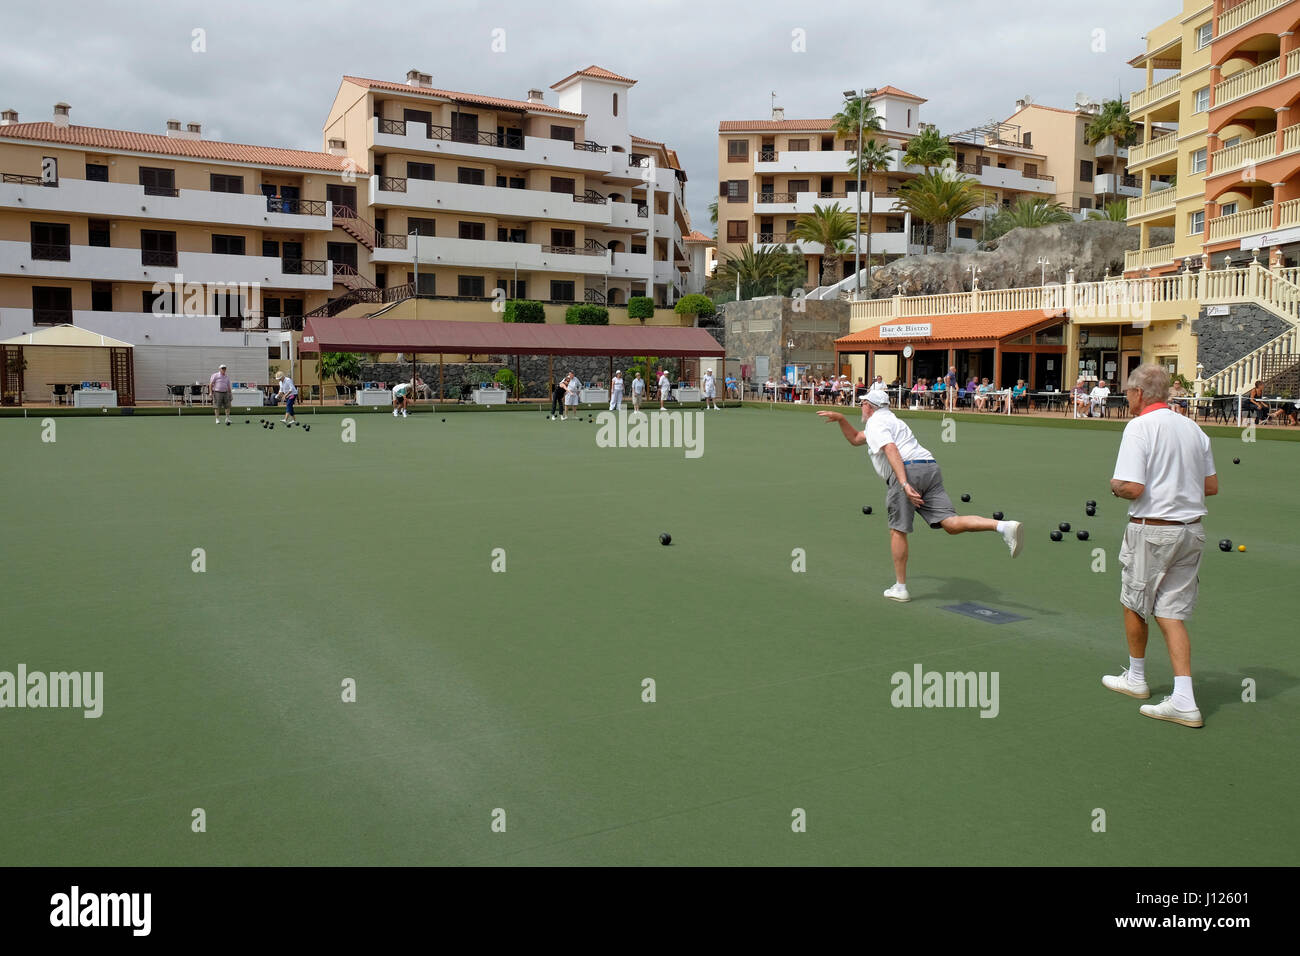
[564,304,610,325]
[504,300,545,323]
[627,296,655,320]
[673,294,715,317]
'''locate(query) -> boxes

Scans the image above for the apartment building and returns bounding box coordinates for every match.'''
[322,66,692,310]
[716,88,1062,291]
[0,104,359,399]
[1003,99,1141,211]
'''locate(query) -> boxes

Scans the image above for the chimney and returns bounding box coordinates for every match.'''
[527,89,545,104]
[0,109,17,126]
[327,138,347,156]
[186,121,202,137]
[53,103,70,128]
[771,106,784,122]
[166,119,182,136]
[1015,98,1026,109]
[406,69,432,88]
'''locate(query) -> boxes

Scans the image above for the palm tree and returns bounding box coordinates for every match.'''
[849,139,895,288]
[1084,100,1137,208]
[896,172,987,253]
[986,197,1073,241]
[833,93,885,295]
[791,203,856,286]
[902,126,954,173]
[1087,200,1128,222]
[707,245,807,301]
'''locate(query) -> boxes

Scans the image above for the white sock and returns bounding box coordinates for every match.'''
[1128,656,1145,684]
[1172,675,1197,711]
[996,521,1009,534]
[896,581,907,590]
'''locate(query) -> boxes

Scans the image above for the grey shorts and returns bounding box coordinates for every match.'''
[213,390,231,411]
[885,461,958,534]
[1118,521,1205,620]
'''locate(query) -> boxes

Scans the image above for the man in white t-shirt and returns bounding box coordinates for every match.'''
[609,371,624,411]
[392,379,413,417]
[702,369,718,410]
[657,369,671,410]
[818,392,1024,603]
[1089,380,1111,418]
[631,372,645,413]
[1103,364,1217,729]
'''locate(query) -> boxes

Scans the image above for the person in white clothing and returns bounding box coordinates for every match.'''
[1089,380,1111,418]
[565,371,582,416]
[275,370,298,424]
[702,369,719,410]
[657,369,671,410]
[392,380,413,417]
[1103,364,1218,729]
[631,372,645,413]
[818,392,1023,602]
[609,371,624,411]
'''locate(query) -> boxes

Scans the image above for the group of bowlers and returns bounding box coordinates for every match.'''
[821,362,1216,730]
[548,368,723,420]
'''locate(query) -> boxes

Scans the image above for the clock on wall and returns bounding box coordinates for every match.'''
[902,344,914,359]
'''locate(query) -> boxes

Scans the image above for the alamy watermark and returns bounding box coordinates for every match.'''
[0,664,103,718]
[890,663,999,718]
[594,408,704,459]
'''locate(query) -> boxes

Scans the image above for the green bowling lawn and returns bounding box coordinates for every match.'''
[1,406,1295,865]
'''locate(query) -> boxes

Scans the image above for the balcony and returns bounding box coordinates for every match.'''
[372,116,612,176]
[1210,124,1300,174]
[1207,204,1273,241]
[1127,186,1177,219]
[0,176,333,231]
[1124,242,1177,272]
[1094,173,1141,197]
[1214,58,1280,108]
[754,149,857,174]
[369,175,628,228]
[1092,135,1129,159]
[1128,132,1178,167]
[371,235,612,275]
[1218,0,1288,34]
[1130,75,1180,112]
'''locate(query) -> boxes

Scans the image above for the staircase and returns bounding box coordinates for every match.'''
[332,263,378,292]
[332,205,378,251]
[1201,263,1300,395]
[1202,326,1299,397]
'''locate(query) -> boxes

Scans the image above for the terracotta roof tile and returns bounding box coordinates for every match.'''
[837,309,1066,347]
[873,85,927,102]
[718,119,837,132]
[342,76,584,117]
[682,230,712,242]
[550,65,637,89]
[0,122,363,173]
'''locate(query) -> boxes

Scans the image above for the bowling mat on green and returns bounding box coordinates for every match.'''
[1,409,1295,865]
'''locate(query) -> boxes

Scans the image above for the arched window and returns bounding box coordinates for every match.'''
[613,93,618,117]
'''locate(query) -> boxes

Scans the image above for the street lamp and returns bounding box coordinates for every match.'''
[1036,256,1050,285]
[844,87,877,299]
[969,265,981,290]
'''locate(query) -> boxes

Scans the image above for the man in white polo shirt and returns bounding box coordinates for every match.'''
[1088,379,1111,418]
[819,392,1023,602]
[209,363,231,424]
[1103,364,1218,729]
[702,368,719,410]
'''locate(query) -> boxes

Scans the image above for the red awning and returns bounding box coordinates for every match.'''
[299,317,723,357]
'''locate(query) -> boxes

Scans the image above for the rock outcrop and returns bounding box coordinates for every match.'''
[867,221,1175,298]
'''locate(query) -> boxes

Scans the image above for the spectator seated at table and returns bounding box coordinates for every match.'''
[974,378,993,411]
[725,374,738,398]
[1088,380,1111,418]
[763,377,777,399]
[1245,381,1270,423]
[966,377,979,395]
[1071,378,1091,416]
[1168,379,1189,414]
[1271,399,1300,425]
[1011,379,1027,411]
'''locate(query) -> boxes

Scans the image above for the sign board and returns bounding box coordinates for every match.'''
[879,323,932,339]
[1241,226,1300,250]
[1205,305,1230,317]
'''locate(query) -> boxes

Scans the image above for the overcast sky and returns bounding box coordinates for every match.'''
[2,0,1170,232]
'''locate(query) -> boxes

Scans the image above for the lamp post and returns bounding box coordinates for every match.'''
[969,265,981,290]
[844,88,876,299]
[1037,256,1050,286]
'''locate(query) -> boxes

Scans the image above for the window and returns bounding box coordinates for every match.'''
[726,220,748,242]
[211,234,245,255]
[1221,201,1238,216]
[1080,159,1094,182]
[728,139,748,162]
[497,227,526,243]
[1222,136,1241,149]
[457,167,485,185]
[451,111,479,143]
[1190,147,1207,174]
[496,175,526,189]
[788,179,809,194]
[1190,210,1205,234]
[210,173,243,193]
[496,278,527,299]
[550,125,576,142]
[30,222,70,260]
[787,139,809,151]
[403,108,433,130]
[1022,132,1032,149]
[613,92,618,117]
[457,275,485,297]
[407,162,435,181]
[1079,197,1092,209]
[1023,163,1038,178]
[1197,22,1213,49]
[141,229,178,266]
[550,280,576,301]
[213,290,244,320]
[907,109,912,126]
[1194,87,1209,113]
[407,217,436,237]
[32,287,72,325]
[85,163,108,182]
[143,289,174,314]
[550,228,576,248]
[262,240,279,257]
[458,221,486,240]
[550,176,576,195]
[956,226,973,239]
[88,219,110,248]
[408,272,436,295]
[725,180,748,202]
[139,166,176,196]
[91,282,112,312]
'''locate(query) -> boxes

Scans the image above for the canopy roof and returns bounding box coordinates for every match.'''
[300,317,724,357]
[0,325,134,348]
[836,310,1066,350]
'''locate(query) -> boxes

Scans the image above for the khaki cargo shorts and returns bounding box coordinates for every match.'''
[1118,521,1206,621]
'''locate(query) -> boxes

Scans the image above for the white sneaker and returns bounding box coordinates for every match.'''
[1102,668,1151,699]
[883,583,911,603]
[393,409,398,417]
[402,410,408,418]
[1001,520,1023,557]
[1140,696,1204,728]
[561,415,567,421]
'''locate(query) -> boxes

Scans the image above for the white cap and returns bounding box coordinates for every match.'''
[862,390,889,408]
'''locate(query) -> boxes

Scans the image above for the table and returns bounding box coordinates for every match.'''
[579,388,609,405]
[73,388,117,408]
[675,387,701,403]
[356,389,392,406]
[472,388,507,406]
[231,388,264,408]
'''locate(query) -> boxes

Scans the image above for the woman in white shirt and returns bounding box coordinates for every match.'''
[275,370,298,425]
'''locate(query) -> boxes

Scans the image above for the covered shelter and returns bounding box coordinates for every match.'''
[835,309,1069,391]
[297,316,726,400]
[0,325,135,406]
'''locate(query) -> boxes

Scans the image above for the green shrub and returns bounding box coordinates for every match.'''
[504,300,545,323]
[564,304,610,325]
[627,296,655,320]
[673,294,715,318]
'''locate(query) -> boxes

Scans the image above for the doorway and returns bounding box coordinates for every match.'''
[326,184,357,214]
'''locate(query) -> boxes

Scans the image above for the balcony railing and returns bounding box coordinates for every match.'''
[1129,132,1178,166]
[30,242,71,261]
[282,258,327,276]
[757,232,791,244]
[758,149,776,162]
[268,197,327,216]
[636,205,648,217]
[584,288,606,304]
[1207,204,1273,240]
[379,234,410,248]
[757,192,797,203]
[1130,74,1180,112]
[142,184,179,197]
[1219,0,1288,34]
[141,249,178,266]
[378,176,407,192]
[33,309,72,325]
[541,242,606,257]
[1279,197,1300,228]
[628,156,652,168]
[2,172,53,186]
[378,117,525,150]
[1212,128,1285,172]
[1123,242,1176,272]
[574,141,607,153]
[1214,57,1280,107]
[574,189,607,204]
[1127,188,1177,218]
